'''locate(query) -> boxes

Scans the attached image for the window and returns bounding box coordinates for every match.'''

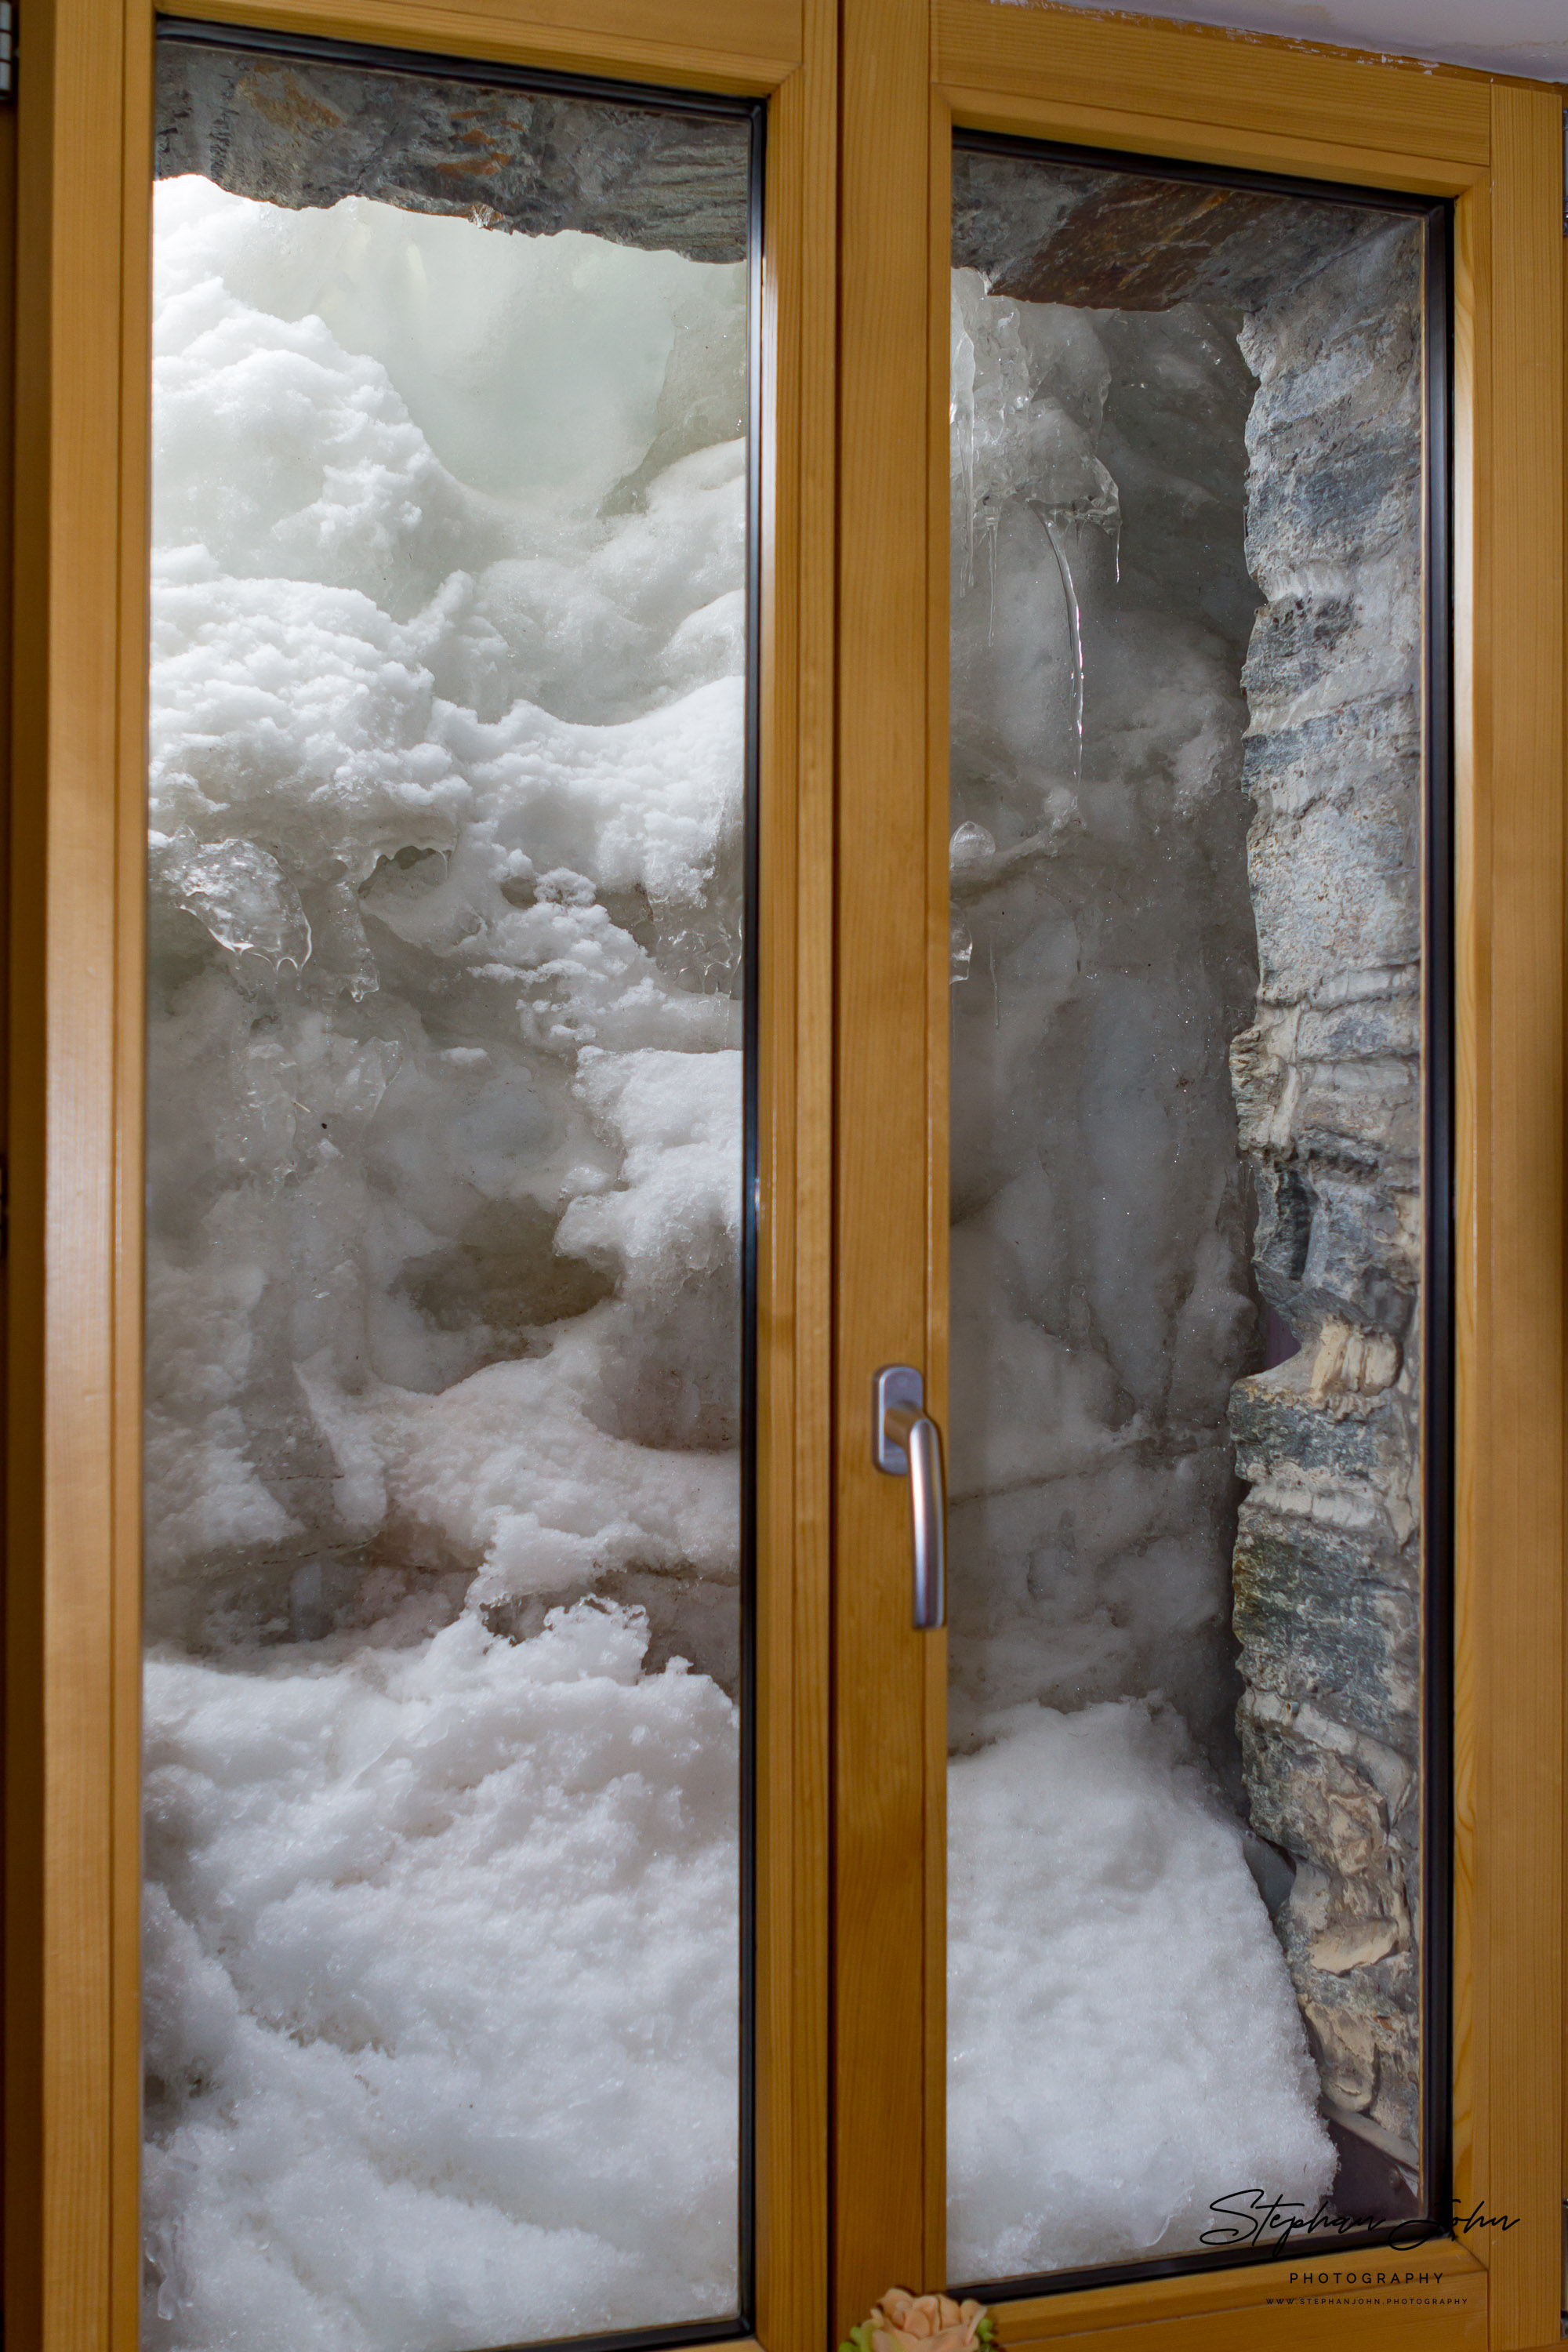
[143,30,760,2347]
[945,136,1448,2285]
[4,7,1562,2352]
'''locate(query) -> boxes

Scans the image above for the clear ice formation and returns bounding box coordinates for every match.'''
[1228,220,1427,2168]
[143,172,748,2350]
[947,267,1268,1772]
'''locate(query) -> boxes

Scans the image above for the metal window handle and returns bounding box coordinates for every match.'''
[873,1365,946,1630]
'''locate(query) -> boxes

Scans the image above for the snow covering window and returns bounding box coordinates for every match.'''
[946,137,1446,2288]
[142,28,757,2349]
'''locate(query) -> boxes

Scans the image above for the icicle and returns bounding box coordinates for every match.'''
[1041,511,1085,782]
[985,515,998,648]
[951,296,978,595]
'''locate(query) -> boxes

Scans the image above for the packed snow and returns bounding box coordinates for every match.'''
[948,1702,1336,2281]
[143,1607,739,2352]
[144,164,749,2350]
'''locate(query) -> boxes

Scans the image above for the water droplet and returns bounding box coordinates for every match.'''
[949,822,996,875]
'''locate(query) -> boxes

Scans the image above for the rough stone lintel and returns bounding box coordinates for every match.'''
[156,38,752,264]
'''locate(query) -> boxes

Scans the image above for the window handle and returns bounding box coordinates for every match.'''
[873,1365,947,1630]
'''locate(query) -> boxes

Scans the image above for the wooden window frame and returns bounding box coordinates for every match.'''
[833,6,1565,2350]
[4,2,1566,2350]
[2,0,835,2347]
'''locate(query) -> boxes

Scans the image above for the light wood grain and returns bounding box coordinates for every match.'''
[0,69,15,2336]
[5,0,830,2345]
[1563,206,1568,2219]
[920,88,953,2316]
[833,0,944,2332]
[5,0,136,2344]
[752,2,836,2348]
[851,9,1561,2352]
[935,85,1486,201]
[1447,160,1485,2258]
[933,0,1489,166]
[111,12,156,2345]
[1460,85,1566,2352]
[166,0,802,95]
[9,0,1568,2344]
[994,2236,1488,2349]
[1004,2288,1485,2352]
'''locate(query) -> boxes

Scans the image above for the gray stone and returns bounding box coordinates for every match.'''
[953,146,1385,317]
[1229,215,1427,2173]
[156,37,751,263]
[1233,1516,1419,1730]
[1239,1690,1414,1972]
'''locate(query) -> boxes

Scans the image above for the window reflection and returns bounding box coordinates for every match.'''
[946,140,1436,2285]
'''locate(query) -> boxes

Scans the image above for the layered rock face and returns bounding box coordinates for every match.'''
[1229,218,1427,2173]
[157,36,750,263]
[954,151,1384,315]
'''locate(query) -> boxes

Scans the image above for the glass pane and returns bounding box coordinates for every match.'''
[947,140,1439,2287]
[142,32,754,2350]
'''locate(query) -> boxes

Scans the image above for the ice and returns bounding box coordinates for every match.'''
[144,166,748,2347]
[155,835,314,968]
[946,269,1265,1770]
[946,250,1338,2269]
[151,172,742,516]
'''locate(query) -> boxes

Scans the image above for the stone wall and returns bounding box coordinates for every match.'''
[1227,216,1427,2174]
[156,37,750,262]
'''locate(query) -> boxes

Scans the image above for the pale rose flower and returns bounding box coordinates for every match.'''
[868,2288,990,2352]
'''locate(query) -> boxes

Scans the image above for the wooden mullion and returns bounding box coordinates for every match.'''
[831,0,942,2331]
[753,2,837,2347]
[7,0,135,2343]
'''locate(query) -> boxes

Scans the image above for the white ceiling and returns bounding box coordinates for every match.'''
[1014,0,1568,81]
